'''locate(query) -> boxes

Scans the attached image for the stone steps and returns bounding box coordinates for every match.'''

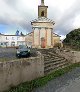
[37,48,70,75]
[44,58,65,64]
[44,60,68,70]
[44,59,67,67]
[44,56,65,62]
[44,56,63,59]
[44,61,69,75]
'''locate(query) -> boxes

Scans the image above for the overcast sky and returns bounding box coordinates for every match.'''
[0,0,80,39]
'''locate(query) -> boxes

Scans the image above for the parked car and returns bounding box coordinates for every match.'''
[16,45,30,58]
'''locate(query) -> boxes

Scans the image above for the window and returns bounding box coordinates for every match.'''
[11,42,15,47]
[1,43,3,45]
[12,37,14,40]
[17,37,19,40]
[6,42,9,46]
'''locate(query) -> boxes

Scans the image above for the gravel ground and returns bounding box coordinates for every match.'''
[0,48,16,59]
[33,67,80,92]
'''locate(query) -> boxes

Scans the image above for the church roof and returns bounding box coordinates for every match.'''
[31,17,55,25]
[53,33,61,37]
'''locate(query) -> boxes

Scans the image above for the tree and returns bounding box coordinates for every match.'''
[15,30,19,36]
[20,32,24,36]
[63,28,80,50]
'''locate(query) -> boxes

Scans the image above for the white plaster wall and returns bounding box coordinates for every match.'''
[40,28,46,38]
[32,22,53,28]
[32,22,54,48]
[47,29,51,46]
[0,36,26,47]
[34,28,39,46]
[0,35,5,42]
[40,28,46,45]
[5,36,17,46]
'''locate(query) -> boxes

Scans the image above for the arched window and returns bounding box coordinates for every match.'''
[41,11,44,17]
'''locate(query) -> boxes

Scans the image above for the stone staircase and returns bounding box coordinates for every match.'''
[38,49,71,75]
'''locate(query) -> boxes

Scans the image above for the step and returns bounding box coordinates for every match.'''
[50,57,65,61]
[42,54,50,56]
[44,60,68,71]
[44,56,65,61]
[44,67,61,75]
[45,55,60,59]
[44,62,69,75]
[48,52,64,58]
[44,59,67,67]
[44,58,65,64]
[44,61,69,72]
[44,57,50,59]
[48,52,58,55]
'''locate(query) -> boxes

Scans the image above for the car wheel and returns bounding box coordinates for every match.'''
[16,54,21,58]
[28,53,30,57]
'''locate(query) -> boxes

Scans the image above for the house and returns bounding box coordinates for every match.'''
[0,34,26,47]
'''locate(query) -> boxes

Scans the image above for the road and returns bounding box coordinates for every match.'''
[33,67,80,92]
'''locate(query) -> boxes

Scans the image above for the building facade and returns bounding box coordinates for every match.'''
[0,34,26,47]
[29,0,61,48]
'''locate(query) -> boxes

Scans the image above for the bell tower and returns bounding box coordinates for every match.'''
[38,0,48,18]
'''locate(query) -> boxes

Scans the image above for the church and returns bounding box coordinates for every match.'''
[26,0,62,48]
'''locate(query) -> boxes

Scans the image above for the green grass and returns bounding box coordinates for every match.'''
[4,63,80,92]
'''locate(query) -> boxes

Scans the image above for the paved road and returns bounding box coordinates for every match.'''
[33,67,80,92]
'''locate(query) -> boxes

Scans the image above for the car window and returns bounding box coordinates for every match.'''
[19,45,27,49]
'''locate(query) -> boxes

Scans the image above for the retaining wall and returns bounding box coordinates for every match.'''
[0,52,44,92]
[56,49,80,63]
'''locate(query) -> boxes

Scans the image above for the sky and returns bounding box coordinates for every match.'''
[0,0,80,39]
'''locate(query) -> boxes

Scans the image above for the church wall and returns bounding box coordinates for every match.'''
[32,22,53,29]
[25,34,33,48]
[32,22,54,48]
[40,28,46,38]
[34,28,40,46]
[53,36,61,47]
[47,29,52,46]
[40,28,46,45]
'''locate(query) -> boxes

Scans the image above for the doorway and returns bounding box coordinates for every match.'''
[41,37,46,48]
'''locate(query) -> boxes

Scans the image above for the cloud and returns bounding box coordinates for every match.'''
[0,0,80,36]
[53,0,80,35]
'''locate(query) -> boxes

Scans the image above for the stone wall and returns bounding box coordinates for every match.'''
[72,51,80,63]
[56,49,80,63]
[0,52,44,92]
